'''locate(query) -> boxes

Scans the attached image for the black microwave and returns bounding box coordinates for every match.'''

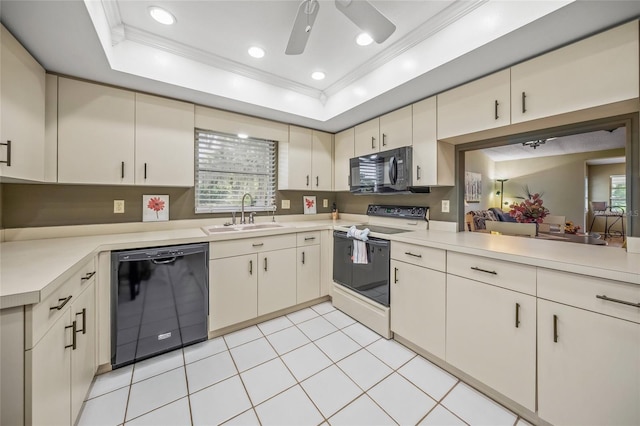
[349,146,413,194]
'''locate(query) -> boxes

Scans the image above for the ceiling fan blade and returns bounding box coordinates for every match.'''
[286,0,320,55]
[334,0,396,44]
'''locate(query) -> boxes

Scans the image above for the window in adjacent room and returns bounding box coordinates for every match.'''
[610,174,626,208]
[195,129,276,213]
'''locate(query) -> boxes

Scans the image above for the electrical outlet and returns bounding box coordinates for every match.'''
[323,199,328,208]
[281,199,290,209]
[114,200,125,214]
[441,200,450,213]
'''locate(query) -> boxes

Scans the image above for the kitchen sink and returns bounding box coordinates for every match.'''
[202,223,286,235]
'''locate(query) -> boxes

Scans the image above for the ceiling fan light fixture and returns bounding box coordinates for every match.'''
[356,33,373,46]
[148,6,176,25]
[311,71,325,81]
[248,46,265,59]
[522,139,547,149]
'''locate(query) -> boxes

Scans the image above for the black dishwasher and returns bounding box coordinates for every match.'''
[111,243,209,369]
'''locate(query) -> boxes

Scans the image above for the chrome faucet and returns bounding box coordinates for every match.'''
[241,193,253,224]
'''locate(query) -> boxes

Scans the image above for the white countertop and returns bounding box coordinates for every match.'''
[2,220,639,309]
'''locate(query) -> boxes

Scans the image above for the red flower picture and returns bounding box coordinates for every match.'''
[305,198,315,209]
[143,195,169,221]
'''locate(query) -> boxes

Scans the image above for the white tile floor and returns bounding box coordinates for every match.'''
[78,302,527,426]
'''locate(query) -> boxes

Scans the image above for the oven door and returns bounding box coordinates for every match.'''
[333,231,391,307]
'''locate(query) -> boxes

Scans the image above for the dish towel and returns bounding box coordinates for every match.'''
[347,226,370,264]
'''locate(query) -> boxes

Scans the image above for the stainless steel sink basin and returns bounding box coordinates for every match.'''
[202,223,285,235]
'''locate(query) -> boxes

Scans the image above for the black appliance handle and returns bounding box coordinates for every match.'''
[151,257,177,265]
[388,156,398,184]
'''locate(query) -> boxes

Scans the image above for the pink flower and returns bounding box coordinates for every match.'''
[508,187,549,224]
[147,197,165,218]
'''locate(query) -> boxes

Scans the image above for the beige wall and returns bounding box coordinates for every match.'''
[464,150,496,213]
[588,162,627,234]
[494,148,625,230]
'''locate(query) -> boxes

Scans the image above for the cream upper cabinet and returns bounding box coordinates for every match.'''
[354,117,380,156]
[334,128,354,191]
[446,274,536,411]
[379,105,412,150]
[0,25,46,182]
[437,69,510,139]
[135,94,195,187]
[195,106,289,142]
[412,97,454,186]
[58,77,135,185]
[511,20,639,124]
[279,126,332,191]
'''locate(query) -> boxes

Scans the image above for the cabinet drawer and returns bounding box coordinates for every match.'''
[447,252,536,296]
[297,231,321,246]
[391,242,445,272]
[538,269,640,324]
[210,234,296,259]
[26,257,96,348]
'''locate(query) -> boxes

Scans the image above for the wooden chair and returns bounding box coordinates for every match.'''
[486,221,537,237]
[539,215,566,234]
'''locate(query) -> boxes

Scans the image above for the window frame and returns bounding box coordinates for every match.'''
[609,174,626,209]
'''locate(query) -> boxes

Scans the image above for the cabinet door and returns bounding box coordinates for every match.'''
[311,130,333,190]
[0,25,45,181]
[390,260,445,359]
[379,106,412,150]
[58,78,135,184]
[210,254,258,330]
[511,21,639,124]
[437,69,510,139]
[412,97,454,186]
[334,128,354,191]
[71,282,97,422]
[283,126,312,190]
[297,245,320,304]
[446,275,536,411]
[135,94,195,186]
[538,299,640,426]
[354,117,380,156]
[27,310,71,426]
[258,248,297,316]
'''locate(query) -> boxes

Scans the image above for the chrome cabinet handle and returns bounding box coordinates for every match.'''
[596,294,640,308]
[553,314,558,343]
[382,133,387,146]
[50,295,72,311]
[494,100,499,120]
[75,309,87,335]
[515,303,520,328]
[0,140,11,166]
[405,252,422,258]
[416,165,421,181]
[65,321,77,350]
[470,266,497,275]
[81,271,96,282]
[371,136,375,149]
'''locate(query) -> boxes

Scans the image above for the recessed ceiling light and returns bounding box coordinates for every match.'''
[237,133,248,139]
[356,33,373,46]
[311,71,325,81]
[248,46,265,59]
[149,6,176,25]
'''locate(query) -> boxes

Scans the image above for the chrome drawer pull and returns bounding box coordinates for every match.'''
[50,295,72,311]
[304,237,316,241]
[470,266,497,275]
[405,252,422,258]
[81,271,96,281]
[596,294,640,308]
[252,243,264,247]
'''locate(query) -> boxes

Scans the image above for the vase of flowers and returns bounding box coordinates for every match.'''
[508,186,549,235]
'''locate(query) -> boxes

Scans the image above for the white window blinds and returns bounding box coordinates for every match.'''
[195,129,276,213]
[610,175,626,208]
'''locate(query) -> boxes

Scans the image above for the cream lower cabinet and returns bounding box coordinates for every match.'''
[296,232,321,304]
[26,272,97,426]
[209,234,297,331]
[446,274,536,411]
[390,259,446,359]
[537,269,640,425]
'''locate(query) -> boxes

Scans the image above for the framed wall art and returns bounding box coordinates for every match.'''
[465,172,482,203]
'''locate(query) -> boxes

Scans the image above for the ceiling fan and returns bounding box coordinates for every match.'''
[285,0,396,55]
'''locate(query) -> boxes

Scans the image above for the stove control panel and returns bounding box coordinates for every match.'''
[366,204,429,220]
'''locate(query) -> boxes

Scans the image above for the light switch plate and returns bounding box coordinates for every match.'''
[114,200,125,214]
[323,199,328,208]
[282,199,290,209]
[441,200,450,213]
